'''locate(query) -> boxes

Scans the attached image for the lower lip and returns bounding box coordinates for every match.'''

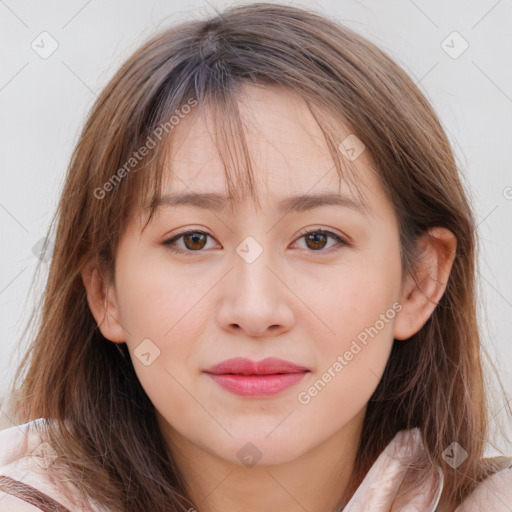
[205,372,308,397]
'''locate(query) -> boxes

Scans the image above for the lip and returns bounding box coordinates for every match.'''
[203,357,310,397]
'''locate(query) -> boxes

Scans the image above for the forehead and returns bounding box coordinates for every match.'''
[157,84,383,215]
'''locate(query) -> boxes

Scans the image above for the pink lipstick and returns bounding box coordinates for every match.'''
[204,357,309,397]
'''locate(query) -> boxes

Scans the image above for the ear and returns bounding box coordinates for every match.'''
[81,259,126,343]
[393,227,457,341]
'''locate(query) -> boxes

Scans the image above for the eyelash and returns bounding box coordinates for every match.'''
[163,228,349,257]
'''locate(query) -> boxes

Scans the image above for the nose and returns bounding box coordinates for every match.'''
[215,248,295,338]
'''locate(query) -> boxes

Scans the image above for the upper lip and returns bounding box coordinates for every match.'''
[204,357,310,375]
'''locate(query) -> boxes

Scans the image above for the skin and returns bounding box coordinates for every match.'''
[82,84,456,512]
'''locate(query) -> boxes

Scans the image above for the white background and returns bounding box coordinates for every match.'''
[1,0,511,454]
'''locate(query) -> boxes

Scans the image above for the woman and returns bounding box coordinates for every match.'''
[1,2,511,511]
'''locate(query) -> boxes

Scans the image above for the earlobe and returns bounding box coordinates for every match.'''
[393,227,457,341]
[81,260,126,343]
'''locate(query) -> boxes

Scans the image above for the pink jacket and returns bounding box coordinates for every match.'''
[0,419,511,511]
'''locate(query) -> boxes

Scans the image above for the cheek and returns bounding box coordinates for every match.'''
[302,245,401,399]
[115,251,212,341]
[294,281,398,430]
[115,251,214,368]
[311,264,400,351]
[118,273,212,432]
[310,289,396,398]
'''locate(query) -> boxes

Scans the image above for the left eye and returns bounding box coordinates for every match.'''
[163,228,347,256]
[293,228,347,251]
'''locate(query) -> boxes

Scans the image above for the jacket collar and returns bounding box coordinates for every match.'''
[342,428,444,512]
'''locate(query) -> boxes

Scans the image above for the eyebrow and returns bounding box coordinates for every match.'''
[150,191,370,215]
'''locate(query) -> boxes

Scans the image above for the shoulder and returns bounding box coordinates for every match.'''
[0,419,105,512]
[0,418,51,474]
[0,419,63,510]
[455,457,512,512]
[0,491,44,511]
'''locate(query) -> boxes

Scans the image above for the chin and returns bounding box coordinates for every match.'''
[206,433,309,468]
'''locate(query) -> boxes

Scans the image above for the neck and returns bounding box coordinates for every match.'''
[158,409,365,512]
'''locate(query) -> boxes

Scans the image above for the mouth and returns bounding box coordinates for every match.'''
[203,357,310,397]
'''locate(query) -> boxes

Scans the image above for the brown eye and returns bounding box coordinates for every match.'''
[304,232,328,250]
[164,228,348,257]
[294,229,348,253]
[163,230,215,256]
[182,232,208,250]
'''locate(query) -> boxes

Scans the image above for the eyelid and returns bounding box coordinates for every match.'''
[293,226,349,247]
[163,226,350,256]
[163,229,218,257]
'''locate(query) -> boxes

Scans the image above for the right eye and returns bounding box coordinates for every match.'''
[163,230,219,256]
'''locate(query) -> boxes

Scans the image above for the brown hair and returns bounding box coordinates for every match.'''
[7,2,510,511]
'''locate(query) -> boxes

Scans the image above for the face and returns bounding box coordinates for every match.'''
[103,85,405,466]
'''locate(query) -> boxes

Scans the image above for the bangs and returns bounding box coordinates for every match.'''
[119,76,371,236]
